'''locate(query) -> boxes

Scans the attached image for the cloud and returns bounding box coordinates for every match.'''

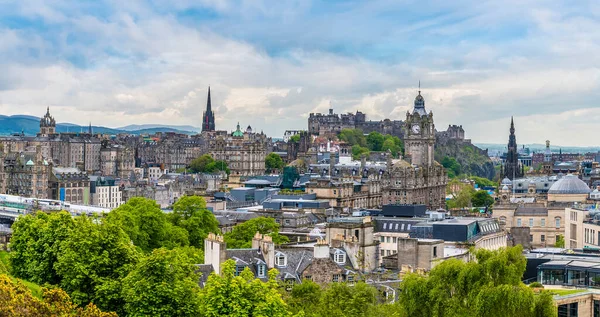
[0,0,598,146]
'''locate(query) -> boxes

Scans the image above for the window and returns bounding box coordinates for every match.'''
[332,274,340,282]
[334,250,346,264]
[257,264,266,277]
[517,218,522,227]
[395,224,399,230]
[541,218,546,227]
[407,224,411,230]
[381,250,385,257]
[529,218,533,227]
[284,219,291,226]
[383,223,387,230]
[556,217,561,228]
[275,252,287,267]
[530,235,533,242]
[499,216,506,225]
[393,237,397,243]
[541,235,545,242]
[304,275,312,281]
[387,250,391,256]
[380,236,385,243]
[433,246,437,257]
[386,237,391,243]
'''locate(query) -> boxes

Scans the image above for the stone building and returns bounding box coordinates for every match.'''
[89,176,122,209]
[326,216,379,272]
[0,147,49,198]
[308,107,403,138]
[38,107,56,137]
[381,90,447,210]
[210,123,268,178]
[100,144,135,179]
[49,167,90,205]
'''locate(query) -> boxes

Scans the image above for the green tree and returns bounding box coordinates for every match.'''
[471,190,494,207]
[470,176,496,188]
[289,134,301,143]
[189,154,229,174]
[107,197,186,252]
[339,129,367,147]
[170,196,220,249]
[224,217,289,249]
[441,156,462,178]
[200,260,289,317]
[189,154,214,173]
[453,186,475,209]
[366,132,384,151]
[10,211,75,285]
[555,235,565,248]
[319,282,381,317]
[351,145,370,160]
[382,135,404,157]
[122,248,202,317]
[286,279,322,315]
[399,246,555,317]
[55,215,140,315]
[265,152,285,172]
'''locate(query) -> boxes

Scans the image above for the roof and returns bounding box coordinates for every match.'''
[548,174,591,194]
[515,207,548,216]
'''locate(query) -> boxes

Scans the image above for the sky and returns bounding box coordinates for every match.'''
[0,0,599,146]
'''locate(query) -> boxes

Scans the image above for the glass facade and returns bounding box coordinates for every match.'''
[539,269,564,285]
[567,270,586,286]
[558,303,578,317]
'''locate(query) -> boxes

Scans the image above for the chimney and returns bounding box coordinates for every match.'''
[252,232,275,268]
[314,238,330,259]
[204,233,227,275]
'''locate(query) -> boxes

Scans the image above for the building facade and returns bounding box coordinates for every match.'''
[501,117,524,180]
[381,90,447,210]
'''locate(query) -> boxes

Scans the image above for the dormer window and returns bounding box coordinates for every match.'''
[275,252,287,267]
[257,264,266,277]
[334,249,346,264]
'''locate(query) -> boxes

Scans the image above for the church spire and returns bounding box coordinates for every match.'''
[207,86,212,112]
[202,86,216,132]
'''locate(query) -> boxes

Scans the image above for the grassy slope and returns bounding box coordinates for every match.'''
[0,251,43,298]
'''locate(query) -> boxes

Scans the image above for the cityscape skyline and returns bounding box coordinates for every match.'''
[0,1,599,146]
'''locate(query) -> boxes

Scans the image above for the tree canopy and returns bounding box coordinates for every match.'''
[224,217,289,248]
[169,196,220,249]
[441,156,462,178]
[200,260,288,317]
[265,152,285,172]
[471,190,494,207]
[10,211,74,285]
[55,215,140,315]
[189,154,229,174]
[122,248,203,317]
[107,197,187,252]
[399,246,556,317]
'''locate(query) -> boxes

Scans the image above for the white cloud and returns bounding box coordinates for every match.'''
[0,0,598,146]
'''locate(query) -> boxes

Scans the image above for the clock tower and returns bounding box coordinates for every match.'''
[404,88,435,166]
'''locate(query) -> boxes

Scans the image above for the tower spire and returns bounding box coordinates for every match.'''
[418,80,421,94]
[201,86,216,132]
[207,86,212,112]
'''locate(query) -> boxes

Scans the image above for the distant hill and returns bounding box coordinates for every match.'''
[116,124,200,132]
[475,143,600,156]
[0,115,197,136]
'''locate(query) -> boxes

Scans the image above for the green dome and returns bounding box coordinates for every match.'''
[232,122,244,137]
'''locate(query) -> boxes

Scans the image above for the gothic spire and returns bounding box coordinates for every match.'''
[202,86,216,132]
[206,86,212,112]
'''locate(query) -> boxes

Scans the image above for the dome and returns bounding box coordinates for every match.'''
[502,185,509,191]
[501,177,512,185]
[548,174,591,194]
[26,159,34,166]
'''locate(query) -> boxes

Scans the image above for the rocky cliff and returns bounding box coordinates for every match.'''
[435,140,495,180]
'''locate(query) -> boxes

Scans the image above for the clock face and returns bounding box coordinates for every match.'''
[411,124,420,133]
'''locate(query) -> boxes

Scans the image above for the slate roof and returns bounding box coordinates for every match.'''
[274,248,314,282]
[196,264,214,286]
[515,207,548,216]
